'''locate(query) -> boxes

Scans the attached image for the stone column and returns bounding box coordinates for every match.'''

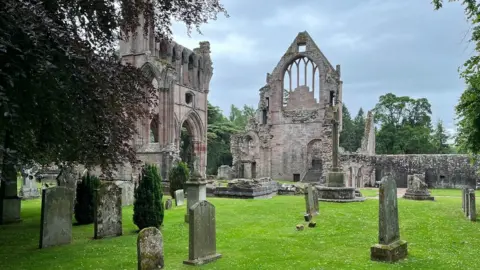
[184,169,207,223]
[326,105,345,187]
[0,132,21,224]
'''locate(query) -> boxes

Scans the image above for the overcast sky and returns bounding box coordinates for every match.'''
[172,0,472,135]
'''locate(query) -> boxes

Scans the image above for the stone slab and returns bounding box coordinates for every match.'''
[468,189,476,222]
[185,181,207,223]
[371,240,408,263]
[175,189,185,206]
[39,186,74,249]
[137,227,164,270]
[305,184,319,215]
[184,201,221,266]
[378,176,400,245]
[1,198,21,224]
[94,182,123,239]
[403,193,435,201]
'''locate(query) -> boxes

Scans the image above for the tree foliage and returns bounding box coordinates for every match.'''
[74,173,100,225]
[207,102,253,174]
[433,1,480,155]
[168,161,190,198]
[133,164,164,230]
[0,0,229,183]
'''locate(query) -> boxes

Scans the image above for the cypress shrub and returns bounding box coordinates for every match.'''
[168,161,190,198]
[133,163,164,230]
[74,173,100,225]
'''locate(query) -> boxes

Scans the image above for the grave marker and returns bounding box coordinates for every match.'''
[183,201,221,266]
[39,186,74,248]
[175,189,185,206]
[137,227,164,270]
[370,175,408,262]
[94,182,122,239]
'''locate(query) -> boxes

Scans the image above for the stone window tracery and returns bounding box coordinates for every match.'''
[282,56,320,107]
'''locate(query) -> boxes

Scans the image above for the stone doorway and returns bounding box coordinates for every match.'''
[312,159,322,170]
[239,164,245,178]
[251,162,257,179]
[293,174,300,182]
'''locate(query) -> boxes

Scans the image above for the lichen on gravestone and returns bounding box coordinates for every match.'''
[137,227,164,270]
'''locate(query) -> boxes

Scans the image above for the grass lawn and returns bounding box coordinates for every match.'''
[0,193,478,269]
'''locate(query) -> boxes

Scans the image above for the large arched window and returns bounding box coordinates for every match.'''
[282,57,320,107]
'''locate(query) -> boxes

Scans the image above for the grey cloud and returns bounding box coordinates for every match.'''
[172,0,472,131]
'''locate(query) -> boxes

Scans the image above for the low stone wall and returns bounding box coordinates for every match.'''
[341,154,479,189]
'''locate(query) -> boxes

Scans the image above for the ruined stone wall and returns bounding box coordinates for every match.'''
[119,16,212,178]
[340,154,479,188]
[230,31,343,181]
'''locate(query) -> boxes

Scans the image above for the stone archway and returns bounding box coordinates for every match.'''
[306,139,322,170]
[179,110,206,175]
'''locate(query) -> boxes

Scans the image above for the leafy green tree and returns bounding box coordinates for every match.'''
[431,120,452,154]
[353,108,366,151]
[339,104,357,152]
[207,102,239,174]
[168,162,190,198]
[74,173,101,225]
[133,164,164,230]
[229,104,256,130]
[0,0,229,219]
[433,1,480,155]
[373,93,434,154]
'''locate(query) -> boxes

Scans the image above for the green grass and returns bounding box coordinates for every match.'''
[1,194,479,269]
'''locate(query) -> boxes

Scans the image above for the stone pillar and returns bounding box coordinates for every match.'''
[184,169,207,223]
[468,189,476,222]
[0,136,21,224]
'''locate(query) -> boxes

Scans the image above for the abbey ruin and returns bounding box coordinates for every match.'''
[230,31,479,188]
[117,18,213,179]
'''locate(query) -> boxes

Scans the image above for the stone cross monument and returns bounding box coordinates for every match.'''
[326,105,344,187]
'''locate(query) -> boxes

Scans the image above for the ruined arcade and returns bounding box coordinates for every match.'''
[118,18,213,179]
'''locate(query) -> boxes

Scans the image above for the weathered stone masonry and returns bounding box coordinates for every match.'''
[231,31,480,188]
[231,31,343,182]
[117,15,213,179]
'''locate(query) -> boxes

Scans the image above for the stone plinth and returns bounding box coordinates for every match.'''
[1,198,21,224]
[370,240,408,263]
[213,178,278,199]
[403,174,434,201]
[326,169,345,187]
[316,187,366,202]
[184,179,207,223]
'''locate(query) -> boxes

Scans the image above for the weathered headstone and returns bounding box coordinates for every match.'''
[304,184,319,216]
[370,175,408,262]
[464,188,470,217]
[468,189,476,222]
[175,189,185,206]
[137,227,164,270]
[19,165,40,199]
[164,199,172,210]
[39,186,75,248]
[462,188,467,212]
[183,201,222,266]
[94,182,122,239]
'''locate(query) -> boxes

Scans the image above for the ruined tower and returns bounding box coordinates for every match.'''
[118,14,213,178]
[230,31,343,182]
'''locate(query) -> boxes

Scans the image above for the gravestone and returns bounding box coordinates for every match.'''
[165,199,172,210]
[185,169,207,223]
[19,165,40,199]
[370,175,408,262]
[39,186,75,248]
[304,184,319,216]
[468,189,476,222]
[183,201,222,266]
[175,189,185,206]
[137,227,164,270]
[464,188,470,217]
[94,182,122,239]
[462,188,467,212]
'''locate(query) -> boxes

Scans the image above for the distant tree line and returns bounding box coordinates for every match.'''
[340,93,459,155]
